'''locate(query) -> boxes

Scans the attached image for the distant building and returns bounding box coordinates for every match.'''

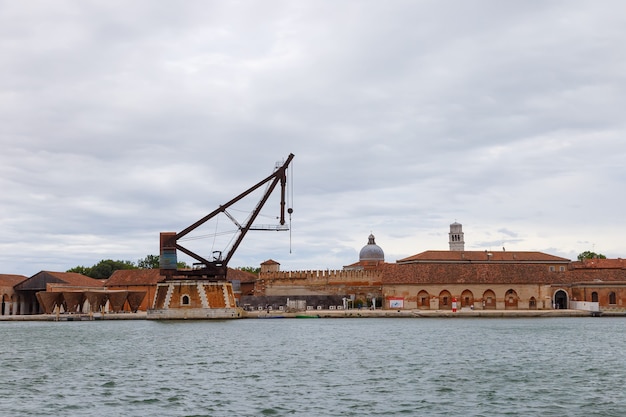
[5,224,626,315]
[360,233,385,262]
[449,221,465,251]
[260,259,280,273]
[254,226,626,313]
[389,249,571,310]
[13,271,106,315]
[568,258,626,312]
[106,269,164,311]
[344,234,385,271]
[1,274,27,316]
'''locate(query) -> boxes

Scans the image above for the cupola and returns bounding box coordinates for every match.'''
[359,234,385,262]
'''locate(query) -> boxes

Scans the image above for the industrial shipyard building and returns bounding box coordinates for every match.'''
[2,222,626,317]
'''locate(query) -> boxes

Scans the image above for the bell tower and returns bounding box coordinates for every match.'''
[449,222,465,251]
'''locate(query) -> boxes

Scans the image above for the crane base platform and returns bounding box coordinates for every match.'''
[147,280,243,320]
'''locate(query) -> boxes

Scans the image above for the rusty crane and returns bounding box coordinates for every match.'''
[159,153,294,281]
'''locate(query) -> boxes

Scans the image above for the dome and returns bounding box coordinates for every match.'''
[359,234,385,262]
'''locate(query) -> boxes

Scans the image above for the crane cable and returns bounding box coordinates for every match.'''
[211,215,219,255]
[288,160,294,254]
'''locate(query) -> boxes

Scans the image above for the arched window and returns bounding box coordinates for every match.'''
[505,289,518,309]
[591,292,598,302]
[529,297,537,310]
[609,292,616,305]
[461,289,474,308]
[417,290,430,309]
[482,290,496,310]
[181,295,190,305]
[439,290,452,310]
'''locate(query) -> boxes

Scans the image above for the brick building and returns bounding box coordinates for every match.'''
[255,224,626,313]
[4,223,625,315]
[0,274,27,316]
[568,258,626,312]
[14,271,106,315]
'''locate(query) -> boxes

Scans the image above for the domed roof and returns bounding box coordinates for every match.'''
[359,234,384,262]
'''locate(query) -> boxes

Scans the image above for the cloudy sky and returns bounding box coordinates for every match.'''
[2,0,625,276]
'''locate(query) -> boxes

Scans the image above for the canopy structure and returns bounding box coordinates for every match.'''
[36,290,147,314]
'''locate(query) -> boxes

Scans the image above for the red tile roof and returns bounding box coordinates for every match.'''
[383,263,557,285]
[106,269,165,286]
[567,268,626,283]
[106,267,256,285]
[261,259,280,265]
[228,268,258,283]
[48,272,106,287]
[570,258,625,269]
[343,260,386,270]
[15,271,105,291]
[382,261,626,285]
[397,250,570,263]
[0,274,27,287]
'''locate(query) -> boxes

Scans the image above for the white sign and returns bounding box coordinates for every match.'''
[389,298,404,308]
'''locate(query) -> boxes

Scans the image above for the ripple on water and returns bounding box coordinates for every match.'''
[2,318,626,416]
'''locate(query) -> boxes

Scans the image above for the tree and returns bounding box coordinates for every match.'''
[577,251,606,261]
[67,255,190,278]
[137,254,160,269]
[67,265,91,275]
[137,254,190,270]
[89,259,137,279]
[67,259,137,279]
[238,266,260,275]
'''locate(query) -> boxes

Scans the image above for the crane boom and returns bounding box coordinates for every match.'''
[160,153,294,281]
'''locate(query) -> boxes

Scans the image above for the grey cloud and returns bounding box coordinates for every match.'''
[2,1,626,275]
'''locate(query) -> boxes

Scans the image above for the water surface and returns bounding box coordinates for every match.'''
[1,317,624,416]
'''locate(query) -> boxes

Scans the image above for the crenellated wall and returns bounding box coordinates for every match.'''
[256,269,383,297]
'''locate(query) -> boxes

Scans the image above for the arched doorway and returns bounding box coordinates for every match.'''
[529,297,537,310]
[482,290,496,310]
[554,290,568,309]
[417,290,430,310]
[439,290,452,310]
[505,289,518,310]
[461,289,474,309]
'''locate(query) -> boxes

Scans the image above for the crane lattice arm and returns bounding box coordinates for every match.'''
[160,153,294,280]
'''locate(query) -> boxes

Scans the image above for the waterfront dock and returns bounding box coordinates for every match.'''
[2,309,624,321]
[244,308,596,319]
[0,312,148,321]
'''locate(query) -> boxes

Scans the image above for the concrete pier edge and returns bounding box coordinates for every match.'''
[3,309,625,321]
